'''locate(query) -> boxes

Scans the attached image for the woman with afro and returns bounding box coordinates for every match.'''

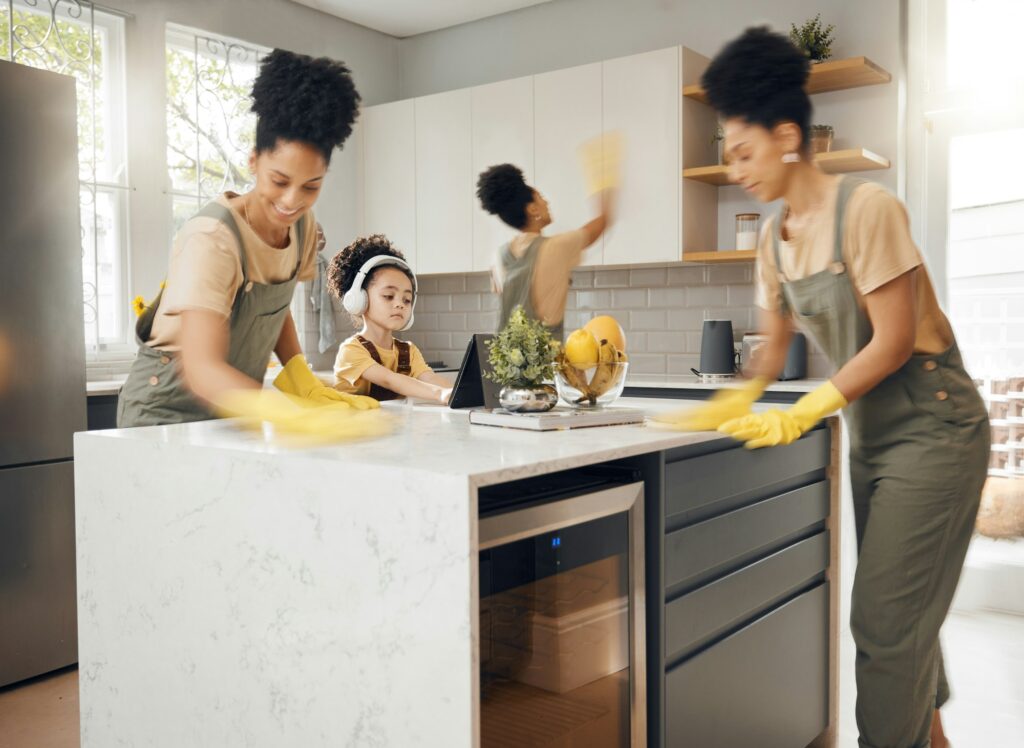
[667,27,987,748]
[476,162,615,340]
[119,48,376,426]
[327,235,451,404]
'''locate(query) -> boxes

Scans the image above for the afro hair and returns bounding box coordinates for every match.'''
[476,163,534,230]
[251,48,361,164]
[327,235,415,318]
[701,27,813,147]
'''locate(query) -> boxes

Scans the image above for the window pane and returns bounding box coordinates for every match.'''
[166,27,267,204]
[946,0,1024,90]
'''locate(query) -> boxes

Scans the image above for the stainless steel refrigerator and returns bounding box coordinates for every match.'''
[0,59,87,687]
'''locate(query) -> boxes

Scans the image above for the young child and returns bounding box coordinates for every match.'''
[327,235,452,404]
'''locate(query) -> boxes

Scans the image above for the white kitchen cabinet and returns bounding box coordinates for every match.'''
[601,47,681,265]
[533,61,604,266]
[470,75,534,272]
[361,100,417,269]
[415,89,473,275]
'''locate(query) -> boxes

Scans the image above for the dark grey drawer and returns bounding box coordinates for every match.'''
[664,480,829,595]
[665,532,828,661]
[665,584,829,748]
[664,427,829,529]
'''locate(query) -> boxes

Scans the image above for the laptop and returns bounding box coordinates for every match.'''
[449,333,501,410]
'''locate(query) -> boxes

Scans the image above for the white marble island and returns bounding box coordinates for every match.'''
[74,399,841,748]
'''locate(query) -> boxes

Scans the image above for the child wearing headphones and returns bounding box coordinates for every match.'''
[327,235,453,404]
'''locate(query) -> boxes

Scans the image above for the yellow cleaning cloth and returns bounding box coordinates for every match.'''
[578,130,623,195]
[213,390,392,445]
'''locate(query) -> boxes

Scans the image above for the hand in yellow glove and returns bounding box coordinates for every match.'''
[718,380,847,449]
[274,354,379,409]
[579,130,623,195]
[649,377,768,431]
[212,390,391,444]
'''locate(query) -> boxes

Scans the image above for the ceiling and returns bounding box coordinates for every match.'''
[290,0,555,38]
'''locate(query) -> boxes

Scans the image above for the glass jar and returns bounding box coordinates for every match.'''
[735,213,760,251]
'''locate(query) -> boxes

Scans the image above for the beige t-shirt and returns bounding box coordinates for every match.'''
[756,178,953,355]
[333,336,432,396]
[148,193,320,351]
[499,228,588,327]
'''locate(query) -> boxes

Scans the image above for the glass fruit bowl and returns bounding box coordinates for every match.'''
[554,361,629,408]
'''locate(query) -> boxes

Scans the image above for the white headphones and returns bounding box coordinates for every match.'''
[342,254,417,331]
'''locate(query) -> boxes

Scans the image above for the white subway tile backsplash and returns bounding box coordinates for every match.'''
[667,354,701,375]
[422,295,452,312]
[629,267,667,287]
[437,313,467,331]
[425,332,450,349]
[611,289,648,309]
[481,294,500,311]
[436,275,467,293]
[686,285,728,307]
[416,276,439,294]
[570,271,594,288]
[576,290,612,310]
[450,331,473,351]
[628,353,667,374]
[594,270,630,288]
[466,312,498,332]
[411,312,439,331]
[465,273,492,293]
[667,266,706,285]
[646,331,688,353]
[451,294,481,312]
[649,288,686,307]
[668,308,705,331]
[629,309,667,331]
[727,284,756,307]
[707,264,752,285]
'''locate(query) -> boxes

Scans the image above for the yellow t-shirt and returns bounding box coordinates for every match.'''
[333,336,432,396]
[755,178,953,355]
[147,192,320,351]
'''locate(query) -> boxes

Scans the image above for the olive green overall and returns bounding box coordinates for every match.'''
[772,177,990,748]
[117,203,308,427]
[497,235,564,341]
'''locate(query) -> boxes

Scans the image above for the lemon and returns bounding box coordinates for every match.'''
[564,328,600,368]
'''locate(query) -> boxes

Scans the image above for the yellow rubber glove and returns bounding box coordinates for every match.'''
[579,130,623,195]
[649,377,768,431]
[718,380,847,449]
[274,354,379,409]
[212,390,392,445]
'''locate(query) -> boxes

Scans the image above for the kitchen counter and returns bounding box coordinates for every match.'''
[74,400,841,747]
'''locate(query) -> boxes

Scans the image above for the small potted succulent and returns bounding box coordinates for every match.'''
[790,14,836,63]
[485,306,559,413]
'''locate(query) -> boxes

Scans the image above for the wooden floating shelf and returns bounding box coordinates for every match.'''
[682,250,756,263]
[683,56,891,103]
[683,148,890,186]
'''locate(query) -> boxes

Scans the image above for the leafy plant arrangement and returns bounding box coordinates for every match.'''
[485,307,558,387]
[790,14,836,63]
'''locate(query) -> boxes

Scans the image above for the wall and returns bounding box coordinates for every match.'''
[88,0,397,377]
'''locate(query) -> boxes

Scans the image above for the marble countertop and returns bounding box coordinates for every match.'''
[80,396,739,488]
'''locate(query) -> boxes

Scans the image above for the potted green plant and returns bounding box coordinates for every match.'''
[485,306,560,412]
[790,14,836,63]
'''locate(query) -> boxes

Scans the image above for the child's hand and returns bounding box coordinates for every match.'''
[439,387,453,405]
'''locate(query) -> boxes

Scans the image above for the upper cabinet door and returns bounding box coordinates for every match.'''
[534,62,604,266]
[602,47,681,265]
[471,76,534,272]
[362,100,417,269]
[415,89,472,275]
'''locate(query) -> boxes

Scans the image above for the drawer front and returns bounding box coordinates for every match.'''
[664,480,828,595]
[664,427,829,528]
[665,532,828,661]
[666,583,829,748]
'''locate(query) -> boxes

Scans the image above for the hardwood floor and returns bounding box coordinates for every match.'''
[1,610,1022,747]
